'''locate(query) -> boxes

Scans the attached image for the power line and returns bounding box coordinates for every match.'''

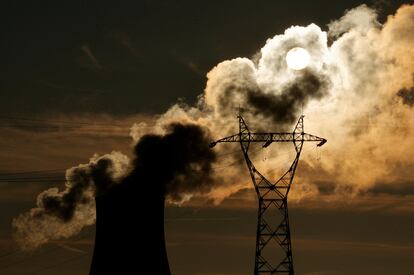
[0,116,154,135]
[0,171,65,176]
[0,232,92,272]
[0,246,61,272]
[0,175,66,180]
[0,116,139,128]
[0,169,66,176]
[0,249,20,259]
[0,147,292,182]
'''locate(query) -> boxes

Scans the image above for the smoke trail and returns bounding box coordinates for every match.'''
[12,123,216,250]
[12,152,130,251]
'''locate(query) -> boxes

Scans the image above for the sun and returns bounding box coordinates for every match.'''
[286,47,310,70]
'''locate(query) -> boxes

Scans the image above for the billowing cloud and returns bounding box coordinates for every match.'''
[327,4,380,37]
[141,4,414,203]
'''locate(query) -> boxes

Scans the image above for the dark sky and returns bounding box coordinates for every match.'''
[2,0,404,115]
[1,1,413,275]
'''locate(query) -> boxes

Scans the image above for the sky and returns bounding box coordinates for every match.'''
[1,1,414,274]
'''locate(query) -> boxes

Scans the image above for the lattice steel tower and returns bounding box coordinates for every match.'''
[210,114,327,274]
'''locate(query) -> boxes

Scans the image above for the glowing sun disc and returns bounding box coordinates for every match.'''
[286,47,310,70]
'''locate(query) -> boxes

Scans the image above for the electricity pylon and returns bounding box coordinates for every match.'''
[210,114,326,275]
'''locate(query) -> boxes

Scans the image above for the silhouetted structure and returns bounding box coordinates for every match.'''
[89,172,171,275]
[210,114,326,275]
[90,122,215,275]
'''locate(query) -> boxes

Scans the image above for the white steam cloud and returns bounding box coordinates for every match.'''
[137,4,414,202]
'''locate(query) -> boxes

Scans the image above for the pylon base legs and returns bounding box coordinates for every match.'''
[254,198,294,275]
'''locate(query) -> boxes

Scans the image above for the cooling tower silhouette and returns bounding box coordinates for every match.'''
[89,172,171,275]
[89,123,215,274]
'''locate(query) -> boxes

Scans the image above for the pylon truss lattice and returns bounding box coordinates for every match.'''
[210,115,327,275]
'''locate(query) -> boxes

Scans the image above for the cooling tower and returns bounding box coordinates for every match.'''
[89,173,171,274]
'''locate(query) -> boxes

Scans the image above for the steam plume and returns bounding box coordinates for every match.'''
[13,123,216,250]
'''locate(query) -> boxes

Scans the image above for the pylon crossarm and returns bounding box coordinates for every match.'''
[209,132,326,148]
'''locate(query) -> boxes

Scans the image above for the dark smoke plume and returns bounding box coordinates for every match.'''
[13,123,216,250]
[397,86,414,107]
[130,122,217,201]
[210,59,330,128]
[40,122,215,221]
[40,158,115,222]
[247,70,329,125]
